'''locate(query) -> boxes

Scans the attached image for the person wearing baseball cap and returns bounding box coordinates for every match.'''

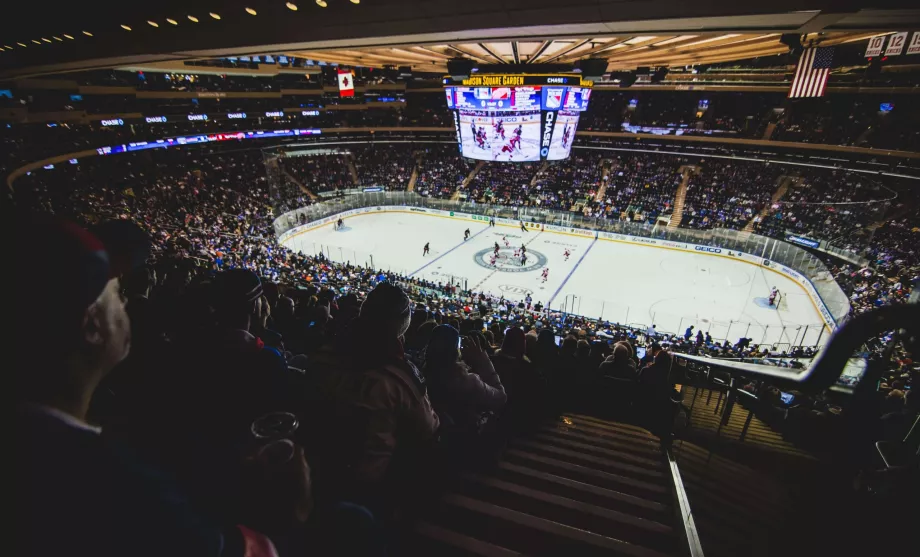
[13,215,278,557]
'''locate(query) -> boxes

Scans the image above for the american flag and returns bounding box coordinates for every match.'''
[789,46,834,98]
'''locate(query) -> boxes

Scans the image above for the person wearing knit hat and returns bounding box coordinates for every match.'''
[424,325,506,430]
[326,282,439,488]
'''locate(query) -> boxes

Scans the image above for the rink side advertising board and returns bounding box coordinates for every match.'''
[442,74,592,162]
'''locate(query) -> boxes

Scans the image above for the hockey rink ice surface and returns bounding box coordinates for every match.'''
[282,212,830,347]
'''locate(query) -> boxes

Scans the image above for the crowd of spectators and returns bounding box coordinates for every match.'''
[280,153,355,195]
[594,152,685,223]
[414,144,472,198]
[754,168,894,249]
[351,144,417,190]
[530,153,606,212]
[10,133,918,554]
[682,160,782,230]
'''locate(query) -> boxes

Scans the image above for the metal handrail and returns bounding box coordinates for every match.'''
[671,304,919,394]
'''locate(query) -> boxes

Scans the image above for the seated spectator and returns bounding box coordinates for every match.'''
[323,282,440,496]
[600,341,639,380]
[491,327,544,429]
[13,216,280,557]
[424,325,507,431]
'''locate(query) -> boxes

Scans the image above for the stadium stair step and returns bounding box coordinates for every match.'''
[281,170,318,200]
[531,162,549,187]
[347,155,360,186]
[594,159,612,202]
[744,175,792,232]
[666,165,697,229]
[455,161,486,200]
[411,415,682,556]
[407,164,420,192]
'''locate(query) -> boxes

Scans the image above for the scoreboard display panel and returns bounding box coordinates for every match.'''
[546,110,580,161]
[459,110,541,162]
[443,74,592,162]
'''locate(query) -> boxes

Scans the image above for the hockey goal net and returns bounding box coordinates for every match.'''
[773,290,789,311]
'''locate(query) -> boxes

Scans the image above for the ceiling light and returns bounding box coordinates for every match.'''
[53,36,63,41]
[246,7,257,15]
[286,2,299,11]
[121,24,132,31]
[63,34,74,39]
[148,20,159,27]
[316,0,327,7]
[83,30,93,36]
[41,38,52,43]
[681,34,742,47]
[3,45,11,50]
[187,15,199,22]
[166,18,178,25]
[652,35,698,47]
[17,42,27,47]
[624,36,657,45]
[350,0,360,3]
[209,12,221,20]
[32,40,41,45]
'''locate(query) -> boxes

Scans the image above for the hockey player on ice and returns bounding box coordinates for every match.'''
[769,286,779,306]
[541,268,549,283]
[563,249,571,261]
[503,236,510,247]
[562,124,571,149]
[423,242,430,256]
[463,228,470,241]
[494,119,505,140]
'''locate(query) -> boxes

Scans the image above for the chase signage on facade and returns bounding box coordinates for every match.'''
[540,112,555,157]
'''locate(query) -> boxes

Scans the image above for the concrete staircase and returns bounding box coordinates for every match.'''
[531,161,550,187]
[761,122,777,140]
[406,154,422,192]
[743,176,793,233]
[347,155,360,187]
[594,159,613,202]
[408,414,682,557]
[281,170,318,200]
[453,161,487,201]
[666,165,698,230]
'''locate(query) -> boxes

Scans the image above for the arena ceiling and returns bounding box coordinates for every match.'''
[282,32,892,73]
[1,1,919,78]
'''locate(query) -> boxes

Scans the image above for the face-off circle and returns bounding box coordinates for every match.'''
[474,247,547,273]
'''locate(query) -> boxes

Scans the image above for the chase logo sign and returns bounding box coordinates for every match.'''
[694,246,722,254]
[541,112,555,157]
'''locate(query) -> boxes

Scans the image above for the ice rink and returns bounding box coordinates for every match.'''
[282,212,830,347]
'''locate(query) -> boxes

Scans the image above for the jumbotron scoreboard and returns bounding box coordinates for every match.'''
[443,74,593,162]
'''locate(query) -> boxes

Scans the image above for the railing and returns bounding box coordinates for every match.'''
[271,192,850,348]
[664,303,919,556]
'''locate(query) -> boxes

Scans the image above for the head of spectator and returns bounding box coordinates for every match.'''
[498,327,527,359]
[561,335,578,357]
[14,215,148,421]
[211,268,264,332]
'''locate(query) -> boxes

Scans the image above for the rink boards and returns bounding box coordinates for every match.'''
[278,205,836,337]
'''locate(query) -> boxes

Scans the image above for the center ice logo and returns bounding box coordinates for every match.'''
[474,247,547,273]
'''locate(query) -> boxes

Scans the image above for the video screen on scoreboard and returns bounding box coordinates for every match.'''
[453,86,541,111]
[546,110,580,161]
[458,110,541,162]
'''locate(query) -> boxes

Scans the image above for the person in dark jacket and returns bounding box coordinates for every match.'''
[424,325,506,430]
[14,216,279,557]
[600,342,639,380]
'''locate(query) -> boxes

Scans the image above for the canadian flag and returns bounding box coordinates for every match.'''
[337,69,354,97]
